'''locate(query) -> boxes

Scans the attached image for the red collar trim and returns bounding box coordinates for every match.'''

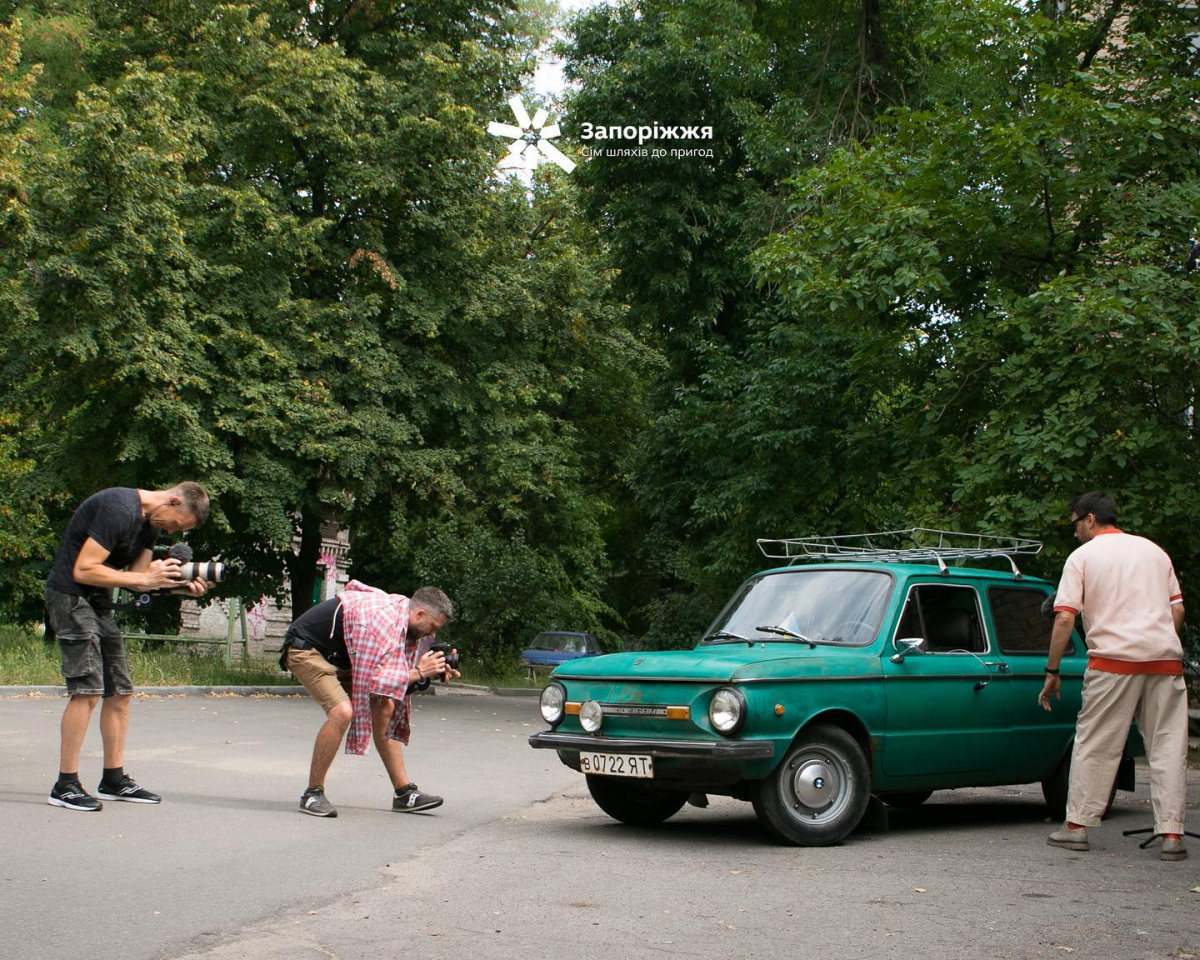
[1094,528,1123,536]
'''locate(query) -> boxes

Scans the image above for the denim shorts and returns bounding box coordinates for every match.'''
[44,587,132,697]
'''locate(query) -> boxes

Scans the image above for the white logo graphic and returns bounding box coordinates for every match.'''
[487,96,576,174]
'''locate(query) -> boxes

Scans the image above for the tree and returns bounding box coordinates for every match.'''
[3,1,523,611]
[1,0,654,661]
[0,17,56,620]
[756,0,1200,578]
[564,0,1200,646]
[563,0,930,644]
[350,172,656,657]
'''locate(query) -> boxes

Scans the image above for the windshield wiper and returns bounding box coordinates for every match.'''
[702,630,754,646]
[756,624,817,648]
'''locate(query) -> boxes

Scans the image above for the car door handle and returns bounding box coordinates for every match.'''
[982,661,1009,672]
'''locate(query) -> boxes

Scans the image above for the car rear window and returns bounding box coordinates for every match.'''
[987,587,1074,655]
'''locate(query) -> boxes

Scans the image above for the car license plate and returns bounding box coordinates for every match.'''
[579,751,653,778]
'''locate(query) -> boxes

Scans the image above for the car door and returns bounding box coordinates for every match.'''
[881,580,1013,778]
[983,584,1085,781]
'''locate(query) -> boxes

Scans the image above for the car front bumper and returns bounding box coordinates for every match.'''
[528,731,776,760]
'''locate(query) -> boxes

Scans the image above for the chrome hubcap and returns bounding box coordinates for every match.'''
[791,757,839,810]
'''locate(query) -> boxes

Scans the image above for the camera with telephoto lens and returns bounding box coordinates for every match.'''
[159,544,227,584]
[124,545,227,610]
[430,641,459,671]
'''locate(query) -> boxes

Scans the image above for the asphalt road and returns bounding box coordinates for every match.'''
[2,691,1197,960]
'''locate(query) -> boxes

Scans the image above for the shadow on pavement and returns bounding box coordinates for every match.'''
[533,791,1153,851]
[157,791,301,814]
[8,790,61,806]
[881,795,1147,835]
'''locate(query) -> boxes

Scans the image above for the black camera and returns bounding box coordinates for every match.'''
[430,641,459,671]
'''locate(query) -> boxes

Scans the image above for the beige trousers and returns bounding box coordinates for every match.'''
[1066,669,1189,834]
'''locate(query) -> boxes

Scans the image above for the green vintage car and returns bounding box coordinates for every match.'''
[529,529,1138,846]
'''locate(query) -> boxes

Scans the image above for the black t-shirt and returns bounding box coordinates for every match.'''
[285,597,350,668]
[46,488,160,597]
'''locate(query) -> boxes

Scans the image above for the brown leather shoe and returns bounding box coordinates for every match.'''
[1160,835,1188,861]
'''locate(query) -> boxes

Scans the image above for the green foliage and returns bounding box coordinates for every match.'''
[7,0,1198,661]
[350,174,654,655]
[0,18,57,618]
[756,0,1200,579]
[566,0,1200,642]
[563,0,930,645]
[0,0,653,662]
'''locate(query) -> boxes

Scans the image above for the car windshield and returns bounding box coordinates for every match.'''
[702,569,893,646]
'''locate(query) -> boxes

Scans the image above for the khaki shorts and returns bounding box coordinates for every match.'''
[286,647,352,713]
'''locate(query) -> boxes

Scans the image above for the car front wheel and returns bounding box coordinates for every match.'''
[585,775,689,825]
[752,723,871,846]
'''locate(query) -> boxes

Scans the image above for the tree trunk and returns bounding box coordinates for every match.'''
[289,505,323,619]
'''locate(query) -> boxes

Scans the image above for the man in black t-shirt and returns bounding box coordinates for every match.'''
[45,483,213,812]
[280,597,352,671]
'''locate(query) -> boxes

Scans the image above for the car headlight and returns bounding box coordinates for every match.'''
[709,686,746,735]
[540,683,566,726]
[579,699,604,733]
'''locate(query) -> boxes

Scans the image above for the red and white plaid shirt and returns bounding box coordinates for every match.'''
[339,580,432,755]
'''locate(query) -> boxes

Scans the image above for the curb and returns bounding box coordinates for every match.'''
[0,682,509,699]
[0,685,307,698]
[5,685,1189,704]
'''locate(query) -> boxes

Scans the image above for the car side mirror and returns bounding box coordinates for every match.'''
[890,637,926,663]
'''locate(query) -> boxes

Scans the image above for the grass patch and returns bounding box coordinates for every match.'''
[455,655,544,689]
[0,623,297,687]
[0,623,60,684]
[1,623,548,690]
[129,647,297,687]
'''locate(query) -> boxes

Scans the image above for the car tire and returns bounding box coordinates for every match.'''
[878,790,933,808]
[585,775,689,825]
[752,724,871,846]
[1041,745,1117,821]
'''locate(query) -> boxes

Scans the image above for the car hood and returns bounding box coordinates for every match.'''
[550,645,877,683]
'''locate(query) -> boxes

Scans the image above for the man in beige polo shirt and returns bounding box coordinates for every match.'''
[1038,491,1189,861]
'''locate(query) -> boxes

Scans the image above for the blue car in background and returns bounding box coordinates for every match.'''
[521,631,603,676]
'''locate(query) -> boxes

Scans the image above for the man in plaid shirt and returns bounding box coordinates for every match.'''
[281,580,457,818]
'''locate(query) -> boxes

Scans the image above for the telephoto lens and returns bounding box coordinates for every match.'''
[175,561,227,583]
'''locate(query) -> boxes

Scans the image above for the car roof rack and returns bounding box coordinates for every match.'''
[756,528,1043,578]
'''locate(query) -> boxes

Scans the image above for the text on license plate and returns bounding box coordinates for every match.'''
[579,752,653,778]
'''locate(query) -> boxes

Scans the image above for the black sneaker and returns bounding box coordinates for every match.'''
[300,787,337,818]
[96,775,161,804]
[48,781,103,812]
[392,783,443,813]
